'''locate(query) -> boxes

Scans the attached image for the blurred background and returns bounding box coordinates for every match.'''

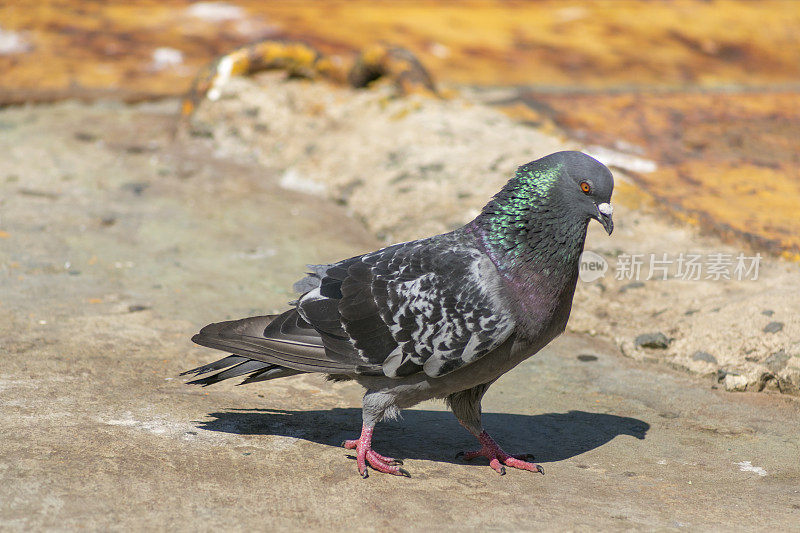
[2,0,799,257]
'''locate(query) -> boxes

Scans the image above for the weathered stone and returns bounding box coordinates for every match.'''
[724,374,749,392]
[635,332,670,350]
[692,351,717,364]
[763,321,784,333]
[764,350,790,373]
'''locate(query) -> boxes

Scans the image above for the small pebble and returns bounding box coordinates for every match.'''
[74,131,97,142]
[763,321,784,334]
[577,354,598,362]
[692,351,717,364]
[723,374,749,392]
[635,332,670,349]
[764,350,789,372]
[761,310,774,317]
[122,182,149,195]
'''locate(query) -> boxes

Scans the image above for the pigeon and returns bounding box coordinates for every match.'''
[184,151,614,478]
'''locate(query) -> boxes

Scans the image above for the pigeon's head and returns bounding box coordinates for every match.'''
[551,151,615,235]
[476,152,615,254]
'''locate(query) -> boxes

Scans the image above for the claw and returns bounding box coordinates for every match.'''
[489,458,505,475]
[457,431,544,476]
[344,425,411,478]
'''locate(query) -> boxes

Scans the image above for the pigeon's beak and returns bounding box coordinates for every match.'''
[595,203,614,235]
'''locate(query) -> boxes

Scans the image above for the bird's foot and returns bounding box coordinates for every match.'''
[456,430,544,475]
[342,425,410,478]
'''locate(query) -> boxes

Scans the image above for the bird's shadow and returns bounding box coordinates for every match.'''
[196,408,649,464]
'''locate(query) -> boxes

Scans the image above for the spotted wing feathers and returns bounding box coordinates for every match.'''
[298,237,516,378]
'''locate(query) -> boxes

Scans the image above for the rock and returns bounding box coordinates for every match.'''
[723,374,749,392]
[759,373,781,392]
[577,354,599,362]
[764,350,790,373]
[761,309,774,317]
[763,321,784,334]
[121,181,149,195]
[635,332,670,349]
[74,131,98,142]
[692,351,717,364]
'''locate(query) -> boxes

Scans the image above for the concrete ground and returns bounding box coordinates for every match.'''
[1,102,799,531]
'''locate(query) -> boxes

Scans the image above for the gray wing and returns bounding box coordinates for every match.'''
[297,236,516,378]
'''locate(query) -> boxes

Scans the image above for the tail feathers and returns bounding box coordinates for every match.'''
[181,355,247,376]
[192,334,354,373]
[191,312,363,374]
[185,312,349,387]
[187,359,271,387]
[239,365,303,385]
[183,355,304,387]
[185,314,309,386]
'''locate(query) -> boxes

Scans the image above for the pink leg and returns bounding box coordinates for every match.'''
[457,431,544,475]
[342,425,410,478]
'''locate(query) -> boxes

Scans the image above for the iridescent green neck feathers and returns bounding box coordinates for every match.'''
[471,161,587,277]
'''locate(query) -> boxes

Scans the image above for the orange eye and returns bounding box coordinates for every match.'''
[580,181,591,194]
